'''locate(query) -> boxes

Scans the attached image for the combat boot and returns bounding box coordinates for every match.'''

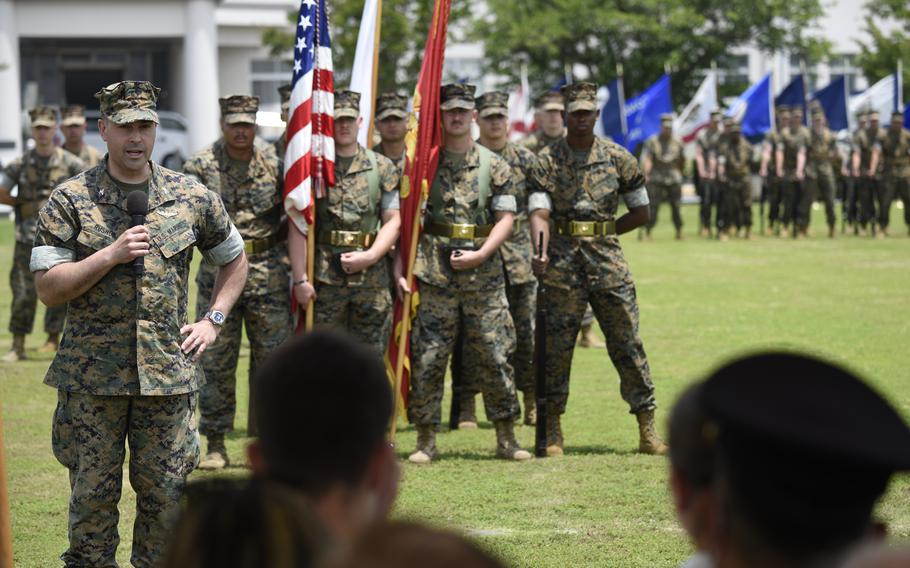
[457,395,478,429]
[494,420,531,461]
[577,324,604,348]
[636,409,668,455]
[198,434,229,470]
[828,226,836,239]
[522,390,536,426]
[675,228,684,240]
[545,413,564,457]
[408,424,437,464]
[1,335,26,362]
[38,333,60,353]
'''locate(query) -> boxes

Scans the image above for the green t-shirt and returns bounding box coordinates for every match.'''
[443,150,467,170]
[111,175,150,196]
[336,155,355,176]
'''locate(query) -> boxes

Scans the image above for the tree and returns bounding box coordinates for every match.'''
[262,1,467,95]
[474,0,830,108]
[856,0,909,103]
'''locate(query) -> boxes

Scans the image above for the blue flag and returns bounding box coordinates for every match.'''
[623,74,673,151]
[905,102,909,129]
[775,75,806,108]
[810,76,849,132]
[600,78,627,146]
[727,73,772,142]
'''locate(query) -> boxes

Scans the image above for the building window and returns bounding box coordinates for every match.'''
[252,59,292,112]
[828,53,862,93]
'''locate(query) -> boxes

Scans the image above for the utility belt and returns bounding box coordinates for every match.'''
[16,198,48,219]
[424,221,493,240]
[553,219,616,237]
[317,229,376,249]
[243,234,281,255]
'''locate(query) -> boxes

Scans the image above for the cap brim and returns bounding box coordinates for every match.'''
[61,117,86,126]
[223,113,257,125]
[566,101,596,113]
[376,109,407,121]
[108,109,160,125]
[31,120,57,128]
[478,107,509,118]
[539,102,565,111]
[440,100,475,111]
[334,109,360,120]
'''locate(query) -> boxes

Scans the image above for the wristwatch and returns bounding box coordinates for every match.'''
[205,310,226,326]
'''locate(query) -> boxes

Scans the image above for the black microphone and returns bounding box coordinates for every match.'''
[126,190,148,277]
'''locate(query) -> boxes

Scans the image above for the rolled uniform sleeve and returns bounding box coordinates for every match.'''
[30,190,79,272]
[377,153,401,211]
[489,154,517,213]
[526,150,554,212]
[196,189,243,266]
[615,146,650,208]
[1,157,22,191]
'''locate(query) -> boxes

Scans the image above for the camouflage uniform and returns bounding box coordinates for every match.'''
[275,84,292,176]
[529,132,656,418]
[880,119,910,232]
[372,92,409,171]
[762,127,783,229]
[312,92,400,354]
[457,92,540,416]
[61,105,104,168]
[408,91,521,427]
[641,127,685,233]
[718,127,754,230]
[778,124,810,231]
[1,112,83,339]
[805,122,838,230]
[854,124,886,230]
[696,124,723,232]
[183,95,291,437]
[519,91,565,154]
[30,76,243,568]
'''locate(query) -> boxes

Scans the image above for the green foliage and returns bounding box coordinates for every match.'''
[261,2,467,95]
[857,0,910,103]
[475,0,830,108]
[3,207,910,566]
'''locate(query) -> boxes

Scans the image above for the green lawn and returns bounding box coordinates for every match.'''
[2,204,909,567]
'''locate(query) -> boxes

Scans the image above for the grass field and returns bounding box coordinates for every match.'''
[2,204,909,567]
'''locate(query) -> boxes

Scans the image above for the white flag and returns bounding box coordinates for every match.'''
[350,0,380,147]
[675,71,717,143]
[848,74,897,131]
[508,64,533,140]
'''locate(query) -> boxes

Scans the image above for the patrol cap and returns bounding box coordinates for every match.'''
[95,81,161,125]
[660,113,674,125]
[777,105,792,113]
[375,92,408,120]
[278,84,292,114]
[701,352,910,554]
[475,90,510,118]
[28,106,58,128]
[219,95,259,125]
[727,121,741,133]
[710,109,723,118]
[892,110,905,121]
[561,82,598,113]
[867,110,880,120]
[60,105,87,127]
[334,90,361,120]
[440,83,476,111]
[534,91,565,112]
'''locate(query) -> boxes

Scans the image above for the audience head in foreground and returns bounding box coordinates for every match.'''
[672,352,910,568]
[248,329,399,541]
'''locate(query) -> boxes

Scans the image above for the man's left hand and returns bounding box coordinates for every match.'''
[450,250,485,271]
[180,320,220,361]
[340,250,376,275]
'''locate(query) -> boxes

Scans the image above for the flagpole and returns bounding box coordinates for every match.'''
[897,60,904,110]
[0,405,13,568]
[616,63,627,140]
[799,58,811,123]
[366,0,382,146]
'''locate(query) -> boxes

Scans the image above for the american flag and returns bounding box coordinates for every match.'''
[284,0,335,230]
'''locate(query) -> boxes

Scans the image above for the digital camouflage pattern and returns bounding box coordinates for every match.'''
[854,126,887,174]
[530,137,656,415]
[372,142,406,171]
[408,283,520,425]
[440,83,476,110]
[312,145,398,349]
[28,105,58,128]
[2,147,85,243]
[68,144,104,168]
[375,92,408,120]
[697,127,723,229]
[9,241,67,334]
[881,127,910,228]
[184,138,290,436]
[487,141,537,286]
[31,158,239,395]
[719,135,754,229]
[561,81,597,113]
[779,126,810,178]
[806,126,838,229]
[96,81,161,125]
[475,90,509,118]
[334,90,361,119]
[541,283,655,415]
[413,145,516,290]
[519,130,564,155]
[642,134,685,231]
[52,390,198,568]
[60,104,87,126]
[219,94,259,124]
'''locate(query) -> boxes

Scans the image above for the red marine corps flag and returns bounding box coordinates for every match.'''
[386,0,451,438]
[283,0,335,330]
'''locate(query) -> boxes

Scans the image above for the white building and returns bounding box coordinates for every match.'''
[0,0,298,161]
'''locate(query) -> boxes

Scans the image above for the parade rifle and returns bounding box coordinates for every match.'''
[448,251,464,431]
[534,231,548,457]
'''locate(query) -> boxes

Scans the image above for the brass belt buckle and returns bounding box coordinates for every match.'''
[243,240,254,254]
[571,221,595,236]
[603,220,616,235]
[332,231,359,247]
[451,223,475,239]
